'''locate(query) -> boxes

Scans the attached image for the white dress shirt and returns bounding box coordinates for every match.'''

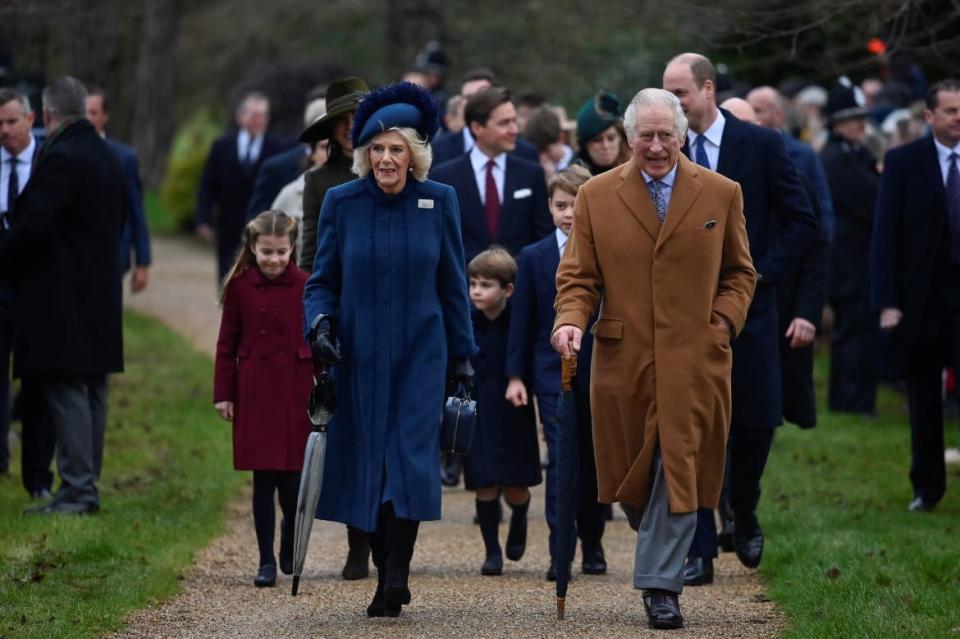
[555,227,568,255]
[641,162,679,212]
[237,130,264,164]
[0,135,36,213]
[934,137,960,186]
[462,127,475,154]
[470,145,506,205]
[686,109,726,171]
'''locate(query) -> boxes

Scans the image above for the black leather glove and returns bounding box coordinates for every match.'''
[309,315,342,365]
[450,357,475,392]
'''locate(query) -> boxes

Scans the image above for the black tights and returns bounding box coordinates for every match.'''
[252,470,300,567]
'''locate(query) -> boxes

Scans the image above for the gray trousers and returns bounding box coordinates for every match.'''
[633,450,697,593]
[39,374,108,506]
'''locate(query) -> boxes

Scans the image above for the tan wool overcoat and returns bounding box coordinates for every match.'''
[554,155,757,514]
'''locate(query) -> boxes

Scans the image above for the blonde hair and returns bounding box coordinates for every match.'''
[352,126,432,182]
[220,210,299,302]
[468,246,517,287]
[548,164,592,199]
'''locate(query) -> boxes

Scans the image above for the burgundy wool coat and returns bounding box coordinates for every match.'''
[214,264,315,471]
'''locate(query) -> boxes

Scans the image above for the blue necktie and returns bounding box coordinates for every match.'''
[948,152,960,264]
[694,135,710,170]
[649,180,666,222]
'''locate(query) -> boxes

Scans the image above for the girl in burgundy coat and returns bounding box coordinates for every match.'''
[213,210,314,588]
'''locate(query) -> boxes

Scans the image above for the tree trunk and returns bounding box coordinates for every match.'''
[131,0,178,190]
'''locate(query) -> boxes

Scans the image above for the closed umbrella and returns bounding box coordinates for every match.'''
[291,372,335,596]
[555,355,579,620]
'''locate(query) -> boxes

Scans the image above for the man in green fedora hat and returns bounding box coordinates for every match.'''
[299,77,369,271]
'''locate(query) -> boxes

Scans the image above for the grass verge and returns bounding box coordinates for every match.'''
[761,357,960,638]
[0,311,244,639]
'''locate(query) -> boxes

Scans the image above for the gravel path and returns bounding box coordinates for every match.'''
[118,236,785,638]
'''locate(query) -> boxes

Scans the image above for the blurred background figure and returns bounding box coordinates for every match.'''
[523,105,573,178]
[196,92,289,283]
[444,94,465,133]
[820,79,880,416]
[573,90,631,176]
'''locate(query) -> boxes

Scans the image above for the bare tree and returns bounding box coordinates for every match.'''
[131,0,179,190]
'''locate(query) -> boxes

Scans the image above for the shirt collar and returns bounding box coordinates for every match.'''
[689,108,726,148]
[462,126,475,152]
[934,136,960,161]
[2,136,35,163]
[640,162,678,188]
[555,227,568,251]
[470,144,506,173]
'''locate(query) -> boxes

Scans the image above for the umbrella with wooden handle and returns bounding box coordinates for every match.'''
[555,355,579,620]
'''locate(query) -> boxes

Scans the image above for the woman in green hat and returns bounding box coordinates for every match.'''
[298,77,370,271]
[574,90,631,175]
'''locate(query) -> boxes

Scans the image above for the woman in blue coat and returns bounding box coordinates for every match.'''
[303,82,475,618]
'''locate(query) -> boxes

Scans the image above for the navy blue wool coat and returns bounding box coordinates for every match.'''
[464,304,542,490]
[304,175,476,531]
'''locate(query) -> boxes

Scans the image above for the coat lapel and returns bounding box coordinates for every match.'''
[921,135,946,207]
[655,156,701,249]
[501,156,520,239]
[615,160,661,243]
[457,155,488,243]
[716,108,745,178]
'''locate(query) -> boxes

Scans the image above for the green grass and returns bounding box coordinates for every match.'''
[761,356,960,638]
[0,311,245,639]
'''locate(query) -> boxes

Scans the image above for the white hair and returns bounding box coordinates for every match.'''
[623,88,688,143]
[352,126,433,182]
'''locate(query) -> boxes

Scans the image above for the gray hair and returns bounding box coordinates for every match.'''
[352,127,433,183]
[42,76,87,119]
[0,89,32,115]
[235,91,270,117]
[623,88,688,142]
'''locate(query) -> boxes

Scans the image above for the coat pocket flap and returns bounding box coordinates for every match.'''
[297,345,313,359]
[237,345,251,359]
[592,318,624,339]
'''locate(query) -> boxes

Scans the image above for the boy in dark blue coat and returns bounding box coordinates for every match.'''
[505,165,607,580]
[465,248,542,576]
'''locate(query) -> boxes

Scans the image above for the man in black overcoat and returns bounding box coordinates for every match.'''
[872,79,960,512]
[663,54,817,584]
[196,92,287,281]
[0,77,125,514]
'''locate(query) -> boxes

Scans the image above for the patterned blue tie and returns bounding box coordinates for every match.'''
[649,180,666,222]
[695,134,710,170]
[948,152,960,264]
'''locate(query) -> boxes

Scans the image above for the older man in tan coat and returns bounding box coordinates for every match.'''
[552,88,756,630]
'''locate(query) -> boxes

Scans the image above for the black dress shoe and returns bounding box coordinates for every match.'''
[642,589,684,629]
[734,531,764,568]
[254,564,277,587]
[581,544,607,575]
[481,553,503,576]
[907,497,936,512]
[682,555,713,586]
[24,499,98,515]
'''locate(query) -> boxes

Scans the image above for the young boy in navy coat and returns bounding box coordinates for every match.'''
[465,248,542,576]
[505,165,607,580]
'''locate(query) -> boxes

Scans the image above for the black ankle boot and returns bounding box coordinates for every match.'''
[505,497,530,561]
[476,499,503,575]
[343,526,371,580]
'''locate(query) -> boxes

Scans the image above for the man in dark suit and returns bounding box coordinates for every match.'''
[0,77,125,515]
[872,79,960,513]
[431,68,539,167]
[245,86,328,221]
[196,91,287,281]
[663,53,817,582]
[431,86,552,265]
[0,88,42,485]
[727,96,828,432]
[85,88,152,293]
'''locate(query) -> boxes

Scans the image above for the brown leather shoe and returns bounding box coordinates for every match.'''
[642,589,684,629]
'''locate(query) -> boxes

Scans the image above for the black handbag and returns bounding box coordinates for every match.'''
[440,383,477,455]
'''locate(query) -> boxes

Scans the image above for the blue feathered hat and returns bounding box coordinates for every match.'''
[352,81,442,148]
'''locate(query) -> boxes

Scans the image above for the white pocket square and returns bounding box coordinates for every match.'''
[513,188,532,199]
